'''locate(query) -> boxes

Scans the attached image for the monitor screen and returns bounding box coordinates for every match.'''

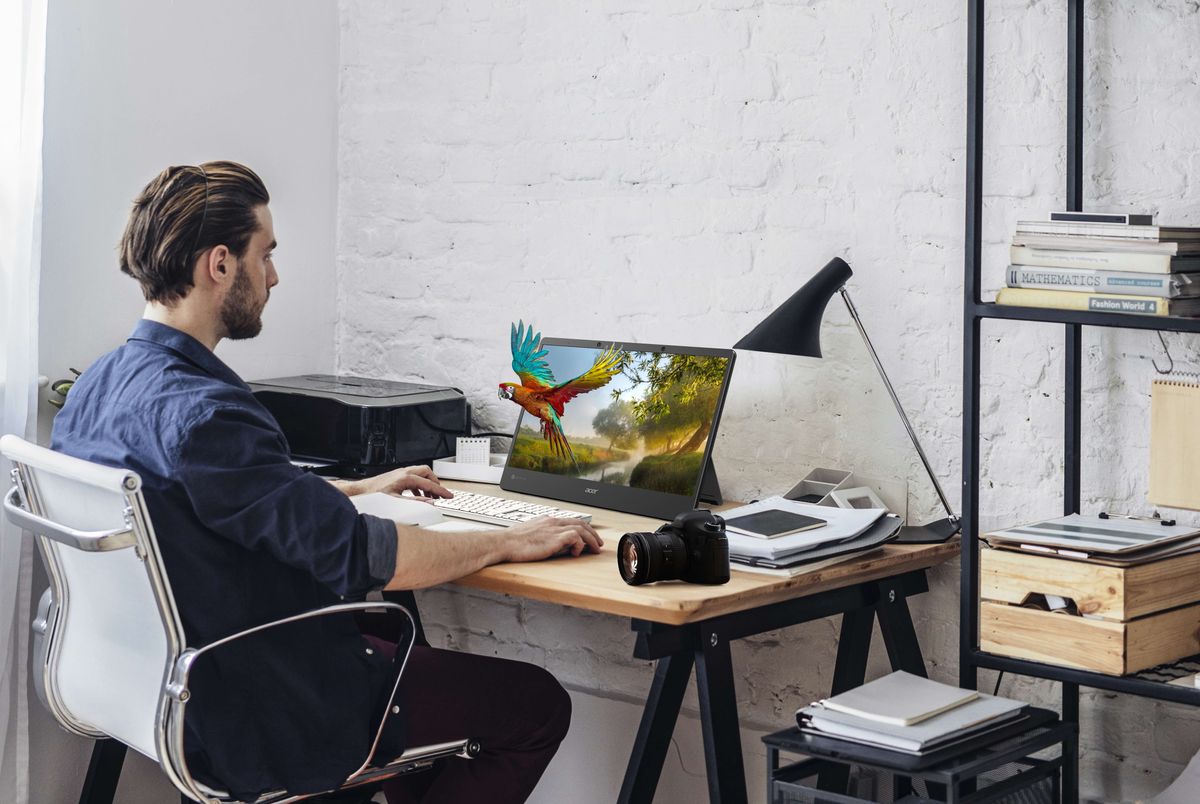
[501,337,735,520]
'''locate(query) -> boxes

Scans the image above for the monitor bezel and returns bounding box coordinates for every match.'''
[500,337,736,522]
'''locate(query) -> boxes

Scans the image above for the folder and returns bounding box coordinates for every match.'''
[797,693,1026,754]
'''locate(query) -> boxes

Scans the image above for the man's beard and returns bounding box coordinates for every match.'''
[220,262,265,340]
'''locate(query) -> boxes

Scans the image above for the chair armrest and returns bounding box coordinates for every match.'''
[4,485,136,552]
[164,601,417,804]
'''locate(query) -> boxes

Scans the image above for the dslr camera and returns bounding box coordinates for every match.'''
[617,509,730,586]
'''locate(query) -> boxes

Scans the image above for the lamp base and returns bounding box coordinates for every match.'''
[894,516,961,544]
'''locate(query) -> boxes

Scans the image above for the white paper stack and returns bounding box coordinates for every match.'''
[723,496,886,561]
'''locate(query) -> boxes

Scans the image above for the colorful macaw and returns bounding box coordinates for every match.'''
[499,321,624,472]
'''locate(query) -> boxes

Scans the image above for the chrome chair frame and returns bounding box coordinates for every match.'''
[2,435,477,804]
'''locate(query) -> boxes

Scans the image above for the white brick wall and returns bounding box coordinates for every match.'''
[337,1,1200,799]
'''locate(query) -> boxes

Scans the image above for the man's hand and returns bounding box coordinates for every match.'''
[502,516,604,561]
[385,514,605,590]
[335,465,453,500]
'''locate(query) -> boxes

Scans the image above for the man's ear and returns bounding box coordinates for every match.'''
[203,245,232,283]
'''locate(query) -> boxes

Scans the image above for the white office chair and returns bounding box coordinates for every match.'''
[1,434,478,804]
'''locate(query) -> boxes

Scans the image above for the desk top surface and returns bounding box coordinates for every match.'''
[443,481,958,625]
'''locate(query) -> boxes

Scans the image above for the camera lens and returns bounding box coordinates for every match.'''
[617,529,687,585]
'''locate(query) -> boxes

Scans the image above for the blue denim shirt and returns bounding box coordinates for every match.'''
[51,319,404,798]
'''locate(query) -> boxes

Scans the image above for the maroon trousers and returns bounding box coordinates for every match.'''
[362,639,572,804]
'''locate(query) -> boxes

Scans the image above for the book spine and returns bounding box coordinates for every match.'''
[996,287,1171,316]
[1049,211,1153,226]
[1012,234,1183,255]
[1010,245,1174,273]
[1006,265,1187,298]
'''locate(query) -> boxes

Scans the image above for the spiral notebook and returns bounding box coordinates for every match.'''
[1150,379,1200,511]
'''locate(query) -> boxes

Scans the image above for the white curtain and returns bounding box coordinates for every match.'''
[0,1,48,802]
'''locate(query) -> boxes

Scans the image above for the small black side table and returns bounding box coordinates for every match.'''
[763,706,1075,803]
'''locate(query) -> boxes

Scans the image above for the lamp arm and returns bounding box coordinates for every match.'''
[839,288,958,522]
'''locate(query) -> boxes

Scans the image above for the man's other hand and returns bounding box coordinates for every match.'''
[503,516,604,561]
[343,465,453,500]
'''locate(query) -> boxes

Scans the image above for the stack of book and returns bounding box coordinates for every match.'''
[796,671,1027,755]
[721,496,903,577]
[998,212,1200,317]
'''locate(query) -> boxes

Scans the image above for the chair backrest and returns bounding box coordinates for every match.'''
[1,434,186,765]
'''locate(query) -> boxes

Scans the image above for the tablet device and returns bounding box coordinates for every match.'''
[724,509,827,539]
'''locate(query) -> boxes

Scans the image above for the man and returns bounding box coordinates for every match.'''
[51,161,603,802]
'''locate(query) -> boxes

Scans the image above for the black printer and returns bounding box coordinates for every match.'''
[249,374,471,476]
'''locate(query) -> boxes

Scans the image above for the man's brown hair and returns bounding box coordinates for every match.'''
[119,161,269,304]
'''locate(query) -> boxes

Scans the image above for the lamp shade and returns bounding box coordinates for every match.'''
[733,257,853,358]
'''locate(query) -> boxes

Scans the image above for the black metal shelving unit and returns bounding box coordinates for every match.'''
[959,1,1200,800]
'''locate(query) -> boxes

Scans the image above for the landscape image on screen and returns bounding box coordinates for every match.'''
[509,345,730,496]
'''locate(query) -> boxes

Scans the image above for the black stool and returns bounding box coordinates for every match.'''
[763,706,1075,803]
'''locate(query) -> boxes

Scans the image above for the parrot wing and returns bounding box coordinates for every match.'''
[510,320,556,390]
[545,345,625,415]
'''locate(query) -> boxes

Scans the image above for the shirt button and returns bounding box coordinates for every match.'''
[391,705,400,714]
[365,648,374,655]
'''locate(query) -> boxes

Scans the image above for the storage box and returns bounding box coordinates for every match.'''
[784,468,908,519]
[979,547,1200,675]
[784,468,853,505]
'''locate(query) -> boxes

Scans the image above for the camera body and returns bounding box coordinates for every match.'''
[617,509,730,586]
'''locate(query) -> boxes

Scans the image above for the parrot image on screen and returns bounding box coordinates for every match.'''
[499,321,624,473]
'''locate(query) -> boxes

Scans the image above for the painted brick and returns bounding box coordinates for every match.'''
[337,1,1200,799]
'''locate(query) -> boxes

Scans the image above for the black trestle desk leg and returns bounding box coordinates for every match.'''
[618,651,695,804]
[79,739,126,804]
[874,585,941,804]
[695,627,747,804]
[816,605,875,794]
[874,578,927,677]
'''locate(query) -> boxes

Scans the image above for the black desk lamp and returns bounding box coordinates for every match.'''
[734,257,961,544]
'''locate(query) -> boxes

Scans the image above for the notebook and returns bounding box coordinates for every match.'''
[724,509,826,539]
[1151,379,1200,511]
[797,692,1026,754]
[812,671,977,727]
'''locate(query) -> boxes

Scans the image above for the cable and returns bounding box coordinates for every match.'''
[470,431,513,439]
[992,671,1004,696]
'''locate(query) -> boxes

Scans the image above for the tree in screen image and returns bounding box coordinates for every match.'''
[611,353,726,493]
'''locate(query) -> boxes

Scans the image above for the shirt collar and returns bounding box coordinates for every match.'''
[128,319,248,389]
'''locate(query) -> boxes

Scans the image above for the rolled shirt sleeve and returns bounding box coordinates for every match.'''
[363,513,398,588]
[175,403,395,598]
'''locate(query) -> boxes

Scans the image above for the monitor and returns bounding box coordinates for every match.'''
[500,337,735,520]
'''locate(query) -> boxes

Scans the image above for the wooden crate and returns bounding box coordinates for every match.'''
[981,547,1200,621]
[980,547,1200,675]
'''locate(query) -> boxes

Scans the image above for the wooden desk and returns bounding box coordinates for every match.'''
[423,482,958,804]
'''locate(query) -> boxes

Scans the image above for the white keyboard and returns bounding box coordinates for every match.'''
[433,491,592,526]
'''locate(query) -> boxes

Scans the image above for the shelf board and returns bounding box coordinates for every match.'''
[970,649,1200,705]
[971,302,1200,334]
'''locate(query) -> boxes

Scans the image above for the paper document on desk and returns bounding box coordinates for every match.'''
[722,496,885,560]
[351,492,445,527]
[731,514,902,570]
